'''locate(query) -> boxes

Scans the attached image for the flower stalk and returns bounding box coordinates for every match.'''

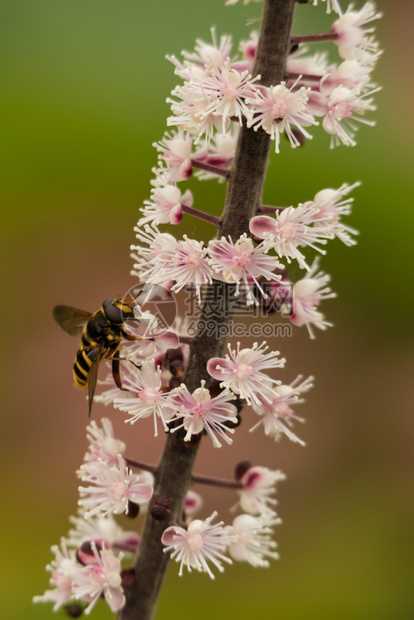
[118,2,296,619]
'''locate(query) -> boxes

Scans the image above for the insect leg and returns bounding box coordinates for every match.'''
[111,349,131,392]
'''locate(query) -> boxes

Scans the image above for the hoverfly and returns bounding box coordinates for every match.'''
[53,297,143,416]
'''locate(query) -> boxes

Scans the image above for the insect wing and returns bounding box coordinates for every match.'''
[53,305,92,336]
[87,347,103,417]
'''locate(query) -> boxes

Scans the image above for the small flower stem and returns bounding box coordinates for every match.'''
[181,204,220,227]
[291,32,338,44]
[118,2,296,619]
[125,457,156,476]
[191,473,242,490]
[125,456,242,490]
[260,204,286,214]
[190,159,230,179]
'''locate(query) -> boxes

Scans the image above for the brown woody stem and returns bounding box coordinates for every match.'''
[190,158,230,178]
[118,2,296,619]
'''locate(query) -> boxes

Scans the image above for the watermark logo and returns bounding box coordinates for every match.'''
[124,283,178,338]
[124,281,294,339]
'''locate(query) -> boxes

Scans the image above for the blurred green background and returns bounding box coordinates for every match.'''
[1,1,413,618]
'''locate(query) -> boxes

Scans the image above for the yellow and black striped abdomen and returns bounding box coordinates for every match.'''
[73,346,94,388]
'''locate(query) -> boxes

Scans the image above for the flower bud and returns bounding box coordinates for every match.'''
[151,495,173,521]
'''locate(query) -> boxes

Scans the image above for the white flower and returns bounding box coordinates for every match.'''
[180,28,233,70]
[309,181,360,246]
[332,2,383,61]
[153,130,193,183]
[249,375,314,445]
[167,56,259,144]
[246,81,317,153]
[68,513,140,554]
[227,513,281,567]
[113,361,173,436]
[249,203,334,270]
[326,59,374,91]
[193,125,238,181]
[139,184,193,226]
[78,455,154,518]
[167,381,238,447]
[72,543,125,614]
[320,83,378,148]
[194,59,259,133]
[290,258,336,339]
[238,466,286,517]
[132,224,175,275]
[208,233,283,305]
[33,539,80,611]
[83,418,126,468]
[134,227,213,301]
[167,82,226,144]
[161,512,235,579]
[207,341,285,406]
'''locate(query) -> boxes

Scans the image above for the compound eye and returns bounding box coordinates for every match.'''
[103,300,124,324]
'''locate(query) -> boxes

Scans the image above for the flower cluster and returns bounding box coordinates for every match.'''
[162,3,381,156]
[35,419,285,607]
[34,420,146,614]
[36,1,381,616]
[92,335,312,447]
[161,463,285,578]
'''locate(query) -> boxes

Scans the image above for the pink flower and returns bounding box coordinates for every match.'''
[249,375,314,445]
[167,82,228,144]
[319,83,378,148]
[161,512,234,579]
[290,258,336,339]
[207,341,285,406]
[238,466,286,517]
[195,59,259,133]
[83,418,126,468]
[246,81,317,153]
[72,543,125,614]
[68,514,140,555]
[139,184,193,226]
[180,28,232,70]
[332,2,383,61]
[309,181,360,246]
[134,227,213,300]
[167,381,238,447]
[250,203,334,270]
[78,455,154,518]
[208,233,283,305]
[193,125,238,181]
[33,539,80,612]
[153,130,193,183]
[113,361,173,436]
